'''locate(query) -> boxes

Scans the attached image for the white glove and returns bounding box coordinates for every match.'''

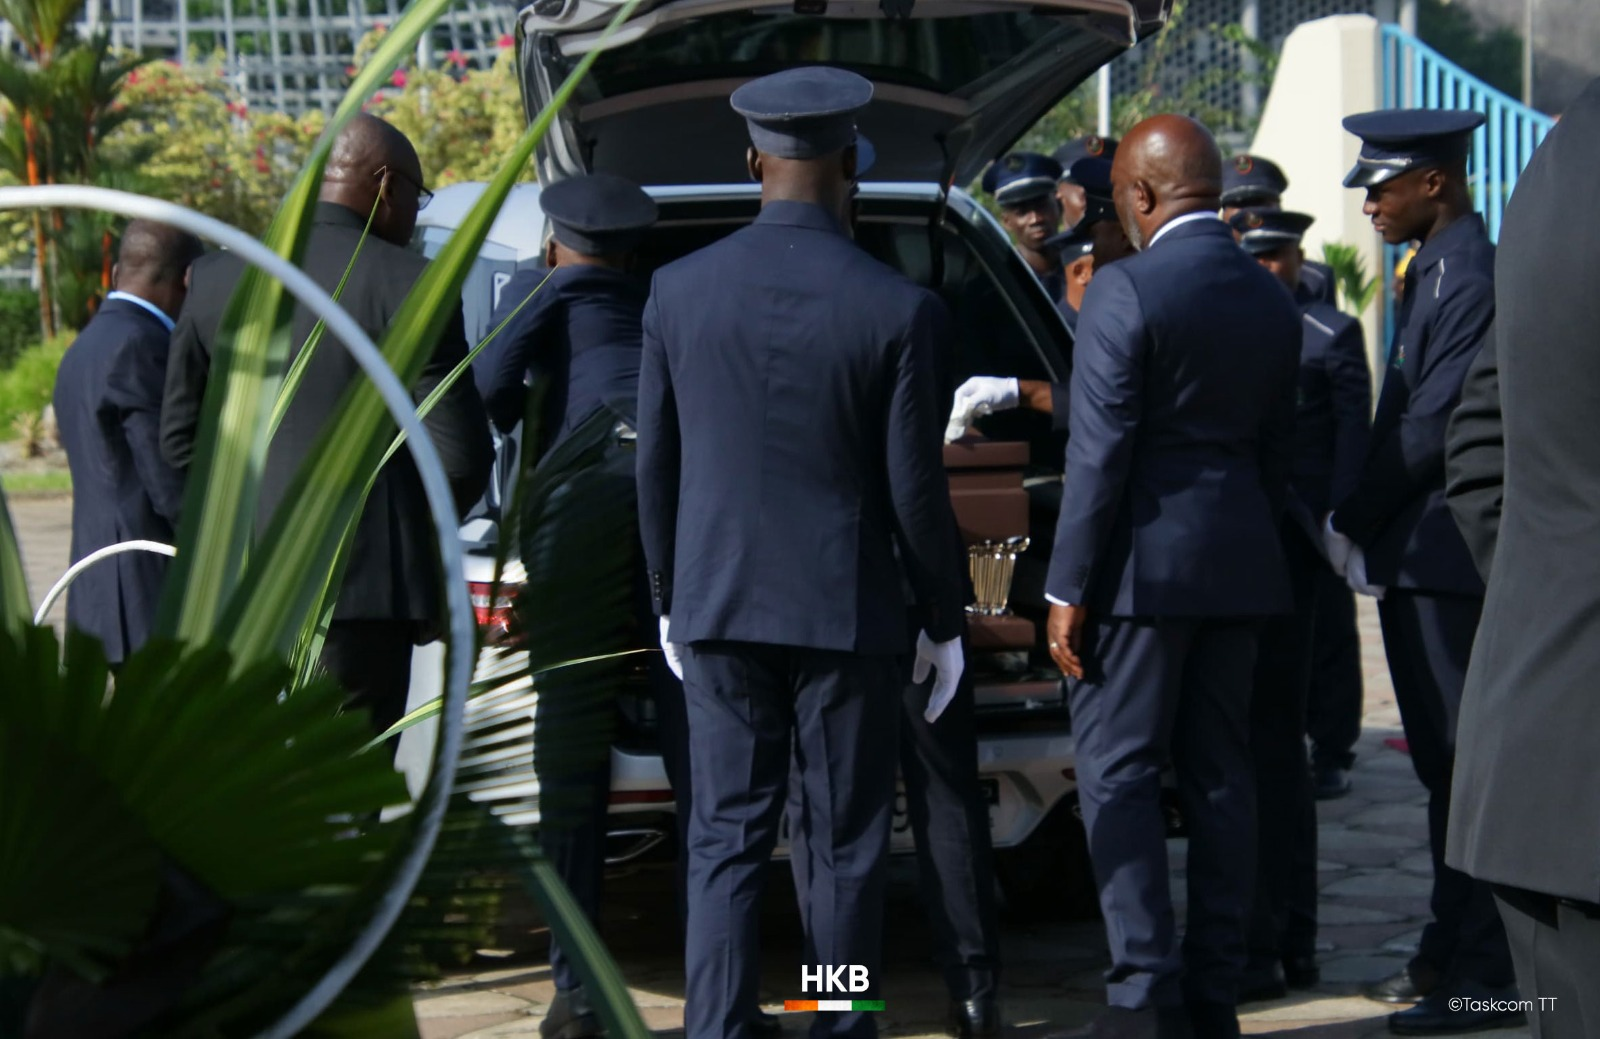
[1347,546,1387,600]
[912,631,965,723]
[659,615,684,680]
[945,376,1020,443]
[1322,514,1353,578]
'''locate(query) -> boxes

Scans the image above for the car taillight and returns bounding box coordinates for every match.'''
[468,581,518,645]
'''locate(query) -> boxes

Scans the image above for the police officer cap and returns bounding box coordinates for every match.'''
[1066,157,1114,202]
[540,173,658,256]
[1341,108,1486,187]
[1227,207,1315,255]
[981,152,1064,207]
[1052,135,1119,177]
[1221,154,1289,206]
[730,67,873,160]
[1044,223,1094,259]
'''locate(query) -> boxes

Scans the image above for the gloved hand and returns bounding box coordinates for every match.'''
[912,631,965,723]
[1347,546,1387,600]
[945,376,1021,443]
[659,615,684,680]
[1323,513,1354,578]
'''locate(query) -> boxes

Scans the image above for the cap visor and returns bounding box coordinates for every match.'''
[1343,164,1402,188]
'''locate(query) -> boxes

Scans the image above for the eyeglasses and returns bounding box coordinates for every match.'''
[376,164,434,211]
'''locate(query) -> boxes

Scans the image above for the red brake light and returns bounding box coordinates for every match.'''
[468,581,518,645]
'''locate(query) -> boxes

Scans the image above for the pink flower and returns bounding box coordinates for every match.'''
[127,69,140,84]
[447,49,467,68]
[390,68,408,88]
[497,33,513,49]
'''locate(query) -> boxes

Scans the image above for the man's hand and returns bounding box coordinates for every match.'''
[1346,547,1387,600]
[659,615,684,680]
[1047,603,1088,680]
[945,376,1020,442]
[912,632,965,723]
[1322,513,1354,577]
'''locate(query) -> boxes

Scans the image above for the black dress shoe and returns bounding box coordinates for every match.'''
[1364,961,1441,1005]
[1388,979,1526,1035]
[1237,962,1287,1004]
[1281,953,1321,989]
[1186,1001,1239,1039]
[949,996,1002,1039]
[750,1011,783,1038]
[1314,763,1352,800]
[542,987,604,1039]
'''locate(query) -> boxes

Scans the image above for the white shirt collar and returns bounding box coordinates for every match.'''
[1147,210,1222,250]
[105,290,176,333]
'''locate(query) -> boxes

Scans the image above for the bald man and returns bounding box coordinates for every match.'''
[54,220,204,666]
[161,113,492,739]
[1044,116,1301,1039]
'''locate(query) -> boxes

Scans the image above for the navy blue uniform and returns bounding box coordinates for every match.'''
[1330,212,1510,987]
[52,297,186,664]
[1047,215,1299,1013]
[476,264,650,446]
[1247,300,1369,975]
[638,199,965,1039]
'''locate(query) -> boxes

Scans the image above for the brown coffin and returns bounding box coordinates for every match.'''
[944,438,1035,650]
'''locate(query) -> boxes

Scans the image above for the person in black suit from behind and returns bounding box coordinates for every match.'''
[1444,77,1600,1039]
[1226,208,1370,1004]
[1044,115,1301,1039]
[636,67,968,1039]
[1325,110,1519,1032]
[52,221,204,666]
[161,113,493,738]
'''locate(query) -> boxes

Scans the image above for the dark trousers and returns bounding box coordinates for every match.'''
[683,642,900,1039]
[1306,568,1364,769]
[1378,591,1512,986]
[788,664,1002,1005]
[1247,536,1319,967]
[319,619,416,742]
[1495,886,1600,1038]
[1070,618,1259,1010]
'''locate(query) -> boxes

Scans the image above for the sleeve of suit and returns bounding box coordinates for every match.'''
[106,336,187,527]
[885,293,967,643]
[1326,317,1373,506]
[1444,322,1502,583]
[1045,266,1145,605]
[1049,381,1071,432]
[1332,271,1494,545]
[474,272,559,435]
[412,302,494,517]
[160,307,210,471]
[635,288,679,617]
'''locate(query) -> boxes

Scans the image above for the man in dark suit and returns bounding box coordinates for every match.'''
[1326,109,1518,1031]
[161,113,493,737]
[636,67,967,1039]
[1444,77,1600,1039]
[53,220,204,666]
[1227,208,1370,1003]
[1045,115,1300,1039]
